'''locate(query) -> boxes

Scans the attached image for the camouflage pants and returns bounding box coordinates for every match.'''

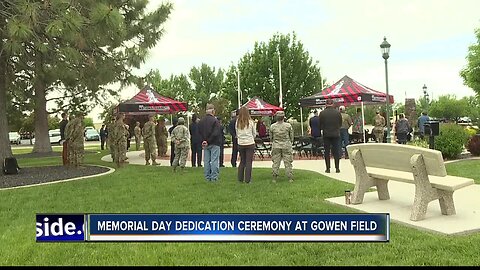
[271,148,293,179]
[68,143,84,166]
[114,141,127,165]
[157,137,168,156]
[110,141,116,162]
[135,136,141,151]
[144,139,157,162]
[373,129,384,143]
[173,146,189,168]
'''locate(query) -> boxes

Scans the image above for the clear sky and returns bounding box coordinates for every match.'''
[88,0,480,122]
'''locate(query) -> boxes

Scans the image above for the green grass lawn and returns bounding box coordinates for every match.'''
[1,148,480,266]
[446,159,480,184]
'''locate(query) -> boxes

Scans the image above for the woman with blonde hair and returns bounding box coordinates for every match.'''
[236,106,256,183]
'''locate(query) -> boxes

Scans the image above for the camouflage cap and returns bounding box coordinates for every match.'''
[276,111,285,117]
[178,117,185,124]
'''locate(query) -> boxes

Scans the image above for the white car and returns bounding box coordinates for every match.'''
[32,129,62,145]
[9,132,21,145]
[49,129,62,144]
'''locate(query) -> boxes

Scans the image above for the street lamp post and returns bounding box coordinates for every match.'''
[423,84,429,111]
[380,37,391,143]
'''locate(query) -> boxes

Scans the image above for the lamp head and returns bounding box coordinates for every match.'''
[380,37,391,60]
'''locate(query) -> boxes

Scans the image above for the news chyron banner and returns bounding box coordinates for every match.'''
[36,213,389,242]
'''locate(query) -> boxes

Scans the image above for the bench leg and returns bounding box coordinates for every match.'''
[350,149,372,205]
[375,179,390,200]
[410,154,438,221]
[410,193,430,221]
[352,178,372,204]
[438,190,456,215]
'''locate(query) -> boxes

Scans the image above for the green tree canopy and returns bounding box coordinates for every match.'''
[189,64,225,114]
[223,32,325,121]
[460,27,480,96]
[2,0,173,154]
[429,95,469,122]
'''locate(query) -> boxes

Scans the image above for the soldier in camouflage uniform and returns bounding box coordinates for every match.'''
[142,115,159,165]
[373,111,386,143]
[156,118,168,157]
[112,113,129,167]
[134,121,142,151]
[106,117,116,162]
[65,113,85,167]
[171,117,190,172]
[269,111,294,183]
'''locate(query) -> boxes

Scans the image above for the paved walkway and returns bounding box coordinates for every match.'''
[101,149,480,235]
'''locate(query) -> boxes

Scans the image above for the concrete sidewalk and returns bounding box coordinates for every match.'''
[101,149,480,235]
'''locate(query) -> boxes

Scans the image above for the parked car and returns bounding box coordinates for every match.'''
[85,129,100,141]
[9,132,21,145]
[49,129,62,144]
[31,130,61,145]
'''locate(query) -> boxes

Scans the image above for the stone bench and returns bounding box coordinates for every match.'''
[346,144,474,221]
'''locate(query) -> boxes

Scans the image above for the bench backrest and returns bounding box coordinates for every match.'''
[346,144,447,177]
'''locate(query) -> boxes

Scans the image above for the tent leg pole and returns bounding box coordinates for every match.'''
[300,108,304,136]
[361,101,366,143]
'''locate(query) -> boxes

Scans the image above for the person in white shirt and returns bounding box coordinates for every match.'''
[235,106,256,183]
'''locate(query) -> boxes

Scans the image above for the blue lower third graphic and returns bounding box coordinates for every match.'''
[88,214,389,242]
[36,214,86,242]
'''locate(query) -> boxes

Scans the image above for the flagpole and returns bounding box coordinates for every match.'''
[237,66,241,109]
[278,50,283,108]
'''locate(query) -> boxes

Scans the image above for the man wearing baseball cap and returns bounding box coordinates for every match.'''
[198,104,223,182]
[269,110,294,182]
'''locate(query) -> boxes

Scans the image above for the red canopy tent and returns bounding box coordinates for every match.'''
[299,75,394,107]
[117,85,188,115]
[300,75,395,143]
[237,97,283,116]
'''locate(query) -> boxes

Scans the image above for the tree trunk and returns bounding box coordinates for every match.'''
[0,51,13,163]
[32,53,52,153]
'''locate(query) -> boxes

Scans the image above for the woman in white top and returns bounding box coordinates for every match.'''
[235,106,256,183]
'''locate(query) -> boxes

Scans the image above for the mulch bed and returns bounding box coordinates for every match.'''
[0,165,110,189]
[14,150,97,159]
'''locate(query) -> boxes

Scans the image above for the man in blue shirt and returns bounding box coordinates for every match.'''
[417,111,430,139]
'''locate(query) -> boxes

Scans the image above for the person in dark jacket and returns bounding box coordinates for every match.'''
[59,112,69,166]
[319,99,342,173]
[168,117,178,166]
[228,111,239,167]
[395,114,411,144]
[99,124,108,150]
[309,110,321,156]
[198,104,223,181]
[309,110,321,138]
[218,117,226,167]
[189,114,202,167]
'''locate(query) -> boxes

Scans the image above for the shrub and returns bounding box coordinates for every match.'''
[434,124,469,159]
[465,127,478,138]
[467,135,480,156]
[407,138,429,149]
